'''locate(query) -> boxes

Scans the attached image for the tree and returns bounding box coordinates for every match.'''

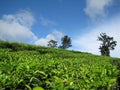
[97,33,117,56]
[47,40,57,48]
[59,35,72,49]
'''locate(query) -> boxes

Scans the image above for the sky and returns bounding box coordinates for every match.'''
[0,0,120,57]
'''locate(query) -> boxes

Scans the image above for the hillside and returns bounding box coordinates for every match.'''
[0,40,120,90]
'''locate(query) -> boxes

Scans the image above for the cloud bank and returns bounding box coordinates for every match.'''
[35,30,64,46]
[73,15,120,57]
[84,0,113,20]
[0,10,37,43]
[0,10,64,47]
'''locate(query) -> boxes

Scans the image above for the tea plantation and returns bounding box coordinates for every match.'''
[0,41,120,90]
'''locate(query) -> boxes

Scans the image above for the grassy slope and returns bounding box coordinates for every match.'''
[0,40,120,90]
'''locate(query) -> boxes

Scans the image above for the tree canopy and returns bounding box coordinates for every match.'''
[97,33,117,56]
[59,35,72,49]
[47,40,57,48]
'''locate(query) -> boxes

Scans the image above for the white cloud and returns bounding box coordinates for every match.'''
[73,15,120,58]
[84,0,113,20]
[52,30,64,39]
[35,30,63,46]
[35,38,49,46]
[0,10,38,43]
[40,16,57,26]
[34,35,55,46]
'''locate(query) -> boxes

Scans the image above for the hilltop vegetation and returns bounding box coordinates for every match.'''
[0,40,120,90]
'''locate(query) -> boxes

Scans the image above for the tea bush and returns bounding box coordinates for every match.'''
[0,41,120,90]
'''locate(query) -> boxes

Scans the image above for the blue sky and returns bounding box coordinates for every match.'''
[0,0,120,57]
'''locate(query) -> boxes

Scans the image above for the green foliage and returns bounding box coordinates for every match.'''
[47,40,58,48]
[59,35,72,49]
[98,33,117,56]
[33,86,44,90]
[0,40,120,89]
